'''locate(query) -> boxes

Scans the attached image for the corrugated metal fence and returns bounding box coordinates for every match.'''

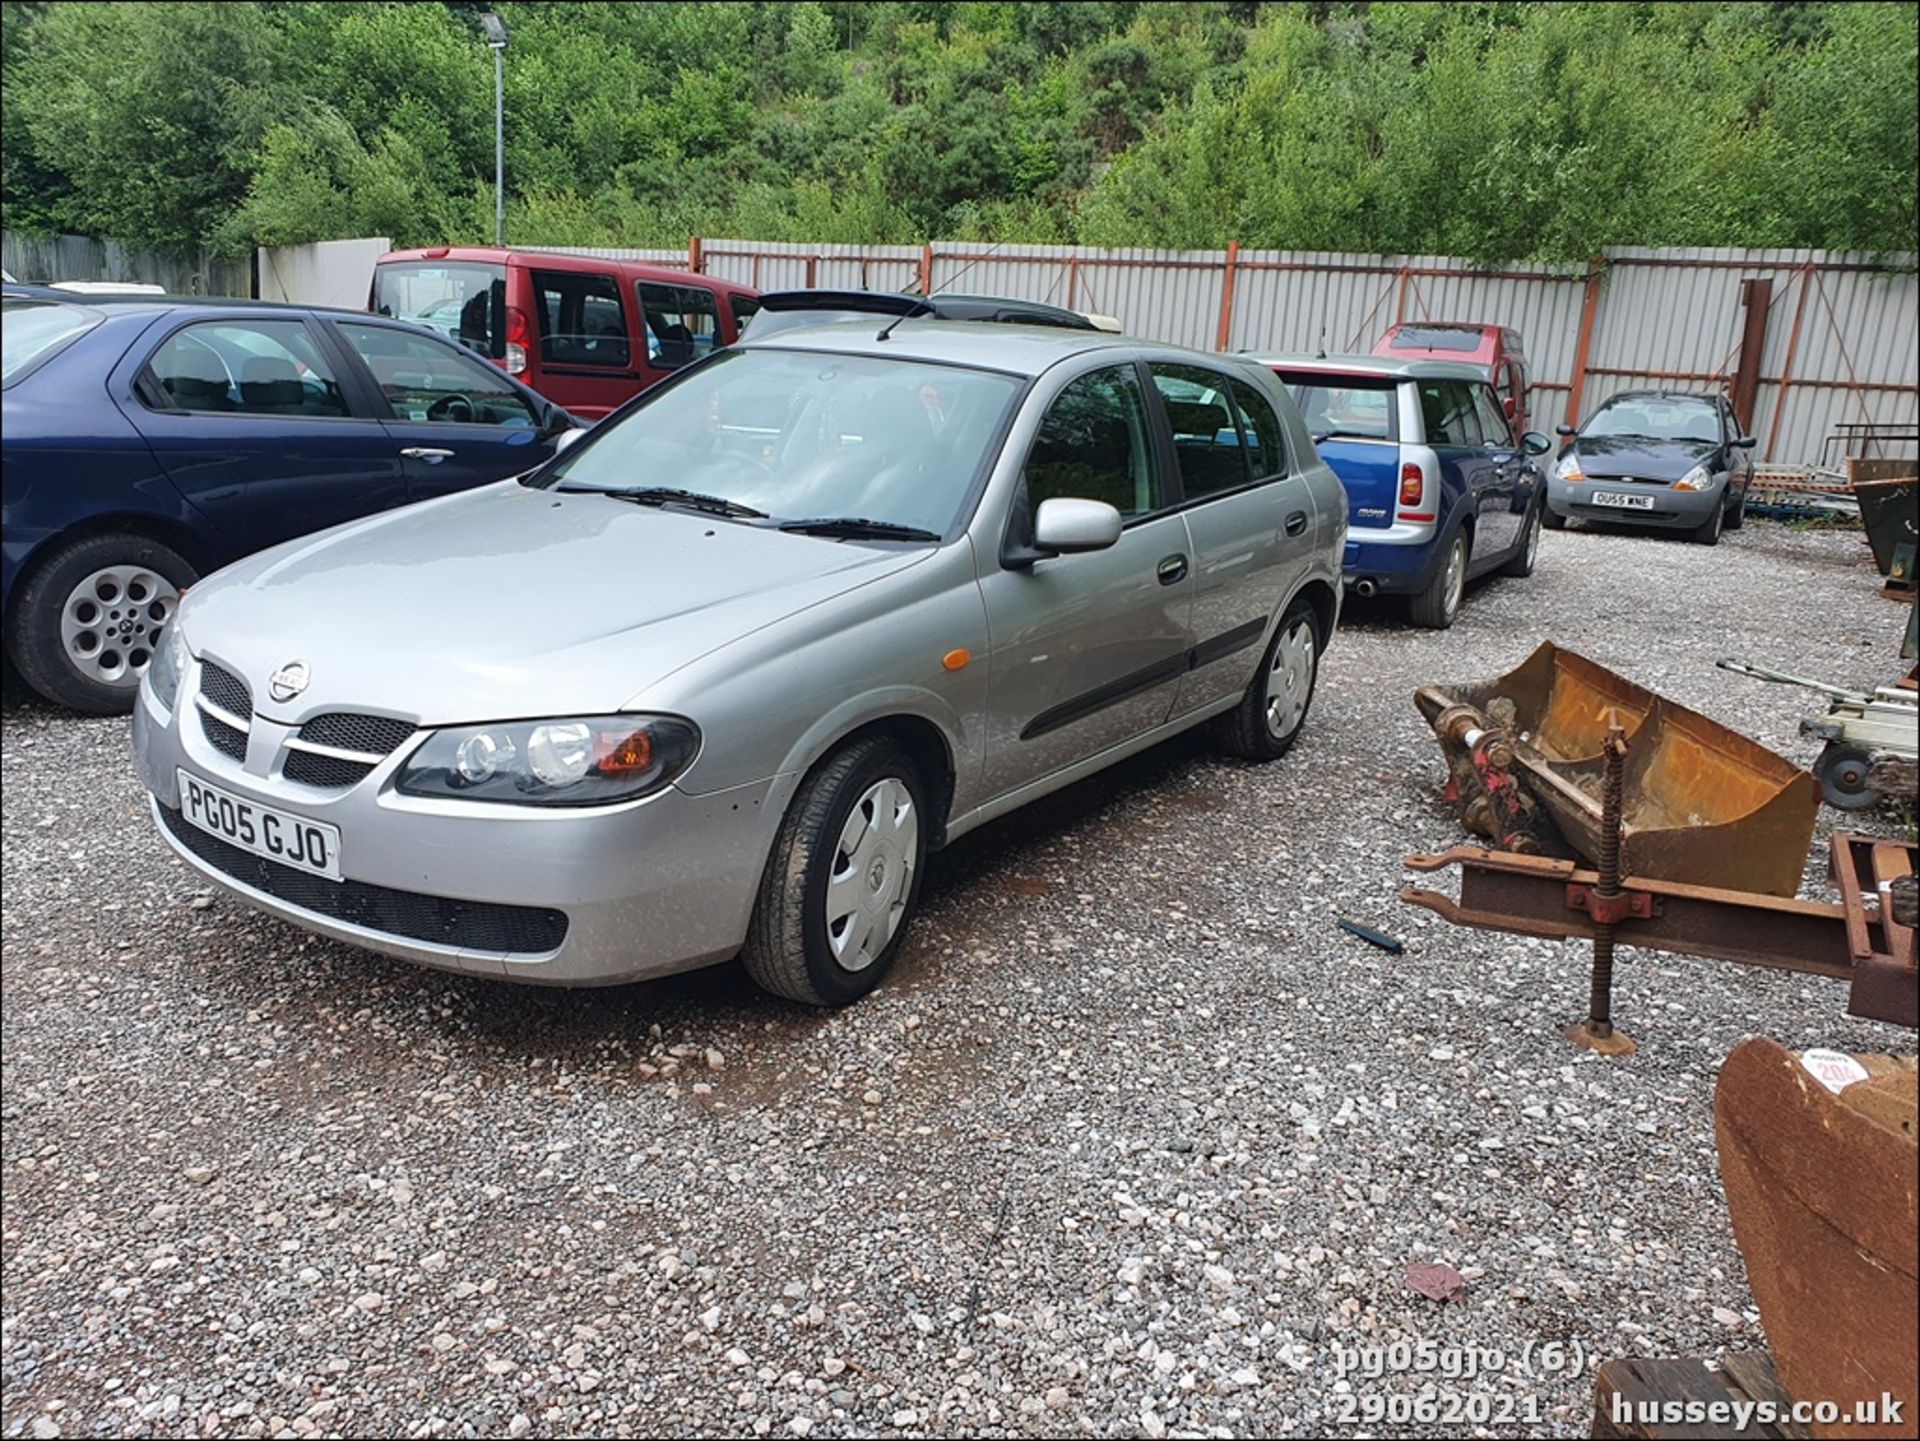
[1,230,251,298]
[25,228,1905,471]
[551,239,1917,470]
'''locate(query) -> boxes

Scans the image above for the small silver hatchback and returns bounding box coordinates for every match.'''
[132,322,1346,1004]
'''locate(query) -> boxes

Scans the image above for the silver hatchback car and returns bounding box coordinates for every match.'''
[132,323,1346,1004]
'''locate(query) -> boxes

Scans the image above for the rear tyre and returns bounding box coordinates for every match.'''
[741,737,928,1006]
[1208,598,1321,762]
[1690,495,1725,547]
[1500,503,1542,578]
[1409,531,1468,629]
[1815,742,1878,812]
[9,533,197,715]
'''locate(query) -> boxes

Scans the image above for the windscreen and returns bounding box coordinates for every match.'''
[538,348,1022,535]
[1276,371,1398,442]
[2,299,102,387]
[1583,394,1720,442]
[370,261,505,360]
[1384,325,1482,353]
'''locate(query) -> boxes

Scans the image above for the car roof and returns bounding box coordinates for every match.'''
[1247,351,1489,382]
[377,246,758,296]
[0,289,455,324]
[753,289,1098,330]
[739,318,1259,379]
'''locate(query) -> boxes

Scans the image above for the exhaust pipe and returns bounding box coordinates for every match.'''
[1354,578,1378,598]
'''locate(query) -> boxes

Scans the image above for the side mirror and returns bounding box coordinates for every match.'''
[1555,423,1577,438]
[1032,497,1122,556]
[1521,430,1553,456]
[553,426,589,454]
[1732,434,1757,449]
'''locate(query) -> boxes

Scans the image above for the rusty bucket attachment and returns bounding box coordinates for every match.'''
[1715,1038,1916,1437]
[1417,642,1818,897]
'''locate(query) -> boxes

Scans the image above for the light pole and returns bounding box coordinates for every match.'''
[480,12,509,246]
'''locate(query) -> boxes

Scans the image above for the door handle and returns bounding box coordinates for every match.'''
[1156,554,1189,586]
[1284,511,1309,537]
[400,447,455,463]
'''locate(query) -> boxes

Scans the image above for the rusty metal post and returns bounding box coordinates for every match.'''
[1570,719,1637,1055]
[688,236,704,275]
[1564,255,1605,428]
[918,242,932,296]
[1729,277,1771,434]
[1215,240,1239,352]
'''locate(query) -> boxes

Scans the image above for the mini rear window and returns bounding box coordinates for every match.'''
[1276,371,1399,443]
[1385,325,1483,353]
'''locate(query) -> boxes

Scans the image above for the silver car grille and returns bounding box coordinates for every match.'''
[196,661,252,762]
[281,713,417,789]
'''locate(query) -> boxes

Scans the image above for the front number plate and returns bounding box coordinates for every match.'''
[176,769,342,881]
[1592,490,1655,510]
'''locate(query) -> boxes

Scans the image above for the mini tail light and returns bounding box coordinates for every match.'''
[504,306,531,375]
[1399,462,1425,509]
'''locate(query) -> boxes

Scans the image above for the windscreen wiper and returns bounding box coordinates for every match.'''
[554,485,767,519]
[776,516,941,542]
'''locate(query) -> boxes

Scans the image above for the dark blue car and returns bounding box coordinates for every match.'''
[1260,354,1553,627]
[2,292,578,711]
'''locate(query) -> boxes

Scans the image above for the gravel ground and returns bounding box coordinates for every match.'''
[2,518,1911,1440]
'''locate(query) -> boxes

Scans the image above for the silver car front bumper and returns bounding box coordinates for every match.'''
[133,683,781,987]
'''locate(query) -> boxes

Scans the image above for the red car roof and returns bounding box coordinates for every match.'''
[377,245,758,296]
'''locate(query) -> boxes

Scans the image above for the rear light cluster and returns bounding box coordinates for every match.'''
[1398,462,1436,523]
[504,306,530,375]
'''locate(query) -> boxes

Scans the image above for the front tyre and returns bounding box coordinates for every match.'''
[1541,506,1568,531]
[1690,494,1725,546]
[1209,598,1321,761]
[9,533,197,714]
[742,737,928,1006]
[1724,483,1747,531]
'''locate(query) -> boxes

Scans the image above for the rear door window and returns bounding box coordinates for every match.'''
[1225,376,1288,479]
[337,323,539,427]
[532,270,630,369]
[145,320,349,417]
[1150,364,1253,500]
[1417,380,1482,448]
[638,282,720,370]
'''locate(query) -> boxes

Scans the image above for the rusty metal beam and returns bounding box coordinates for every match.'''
[1564,258,1605,426]
[1402,844,1920,1029]
[1215,240,1239,351]
[1729,277,1771,433]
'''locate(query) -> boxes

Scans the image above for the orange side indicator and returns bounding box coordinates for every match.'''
[942,649,971,672]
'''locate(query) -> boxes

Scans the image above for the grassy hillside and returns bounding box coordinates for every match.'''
[2,1,1914,263]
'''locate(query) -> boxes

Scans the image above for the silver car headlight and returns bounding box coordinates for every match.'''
[396,715,700,807]
[1672,463,1716,492]
[1553,452,1583,483]
[148,623,191,712]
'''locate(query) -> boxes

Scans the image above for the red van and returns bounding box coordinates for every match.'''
[370,247,761,421]
[1373,322,1533,436]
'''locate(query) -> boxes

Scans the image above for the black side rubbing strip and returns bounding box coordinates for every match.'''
[1021,618,1269,741]
[1188,617,1267,670]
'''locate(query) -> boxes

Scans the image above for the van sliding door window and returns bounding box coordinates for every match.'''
[531,271,630,369]
[637,282,720,370]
